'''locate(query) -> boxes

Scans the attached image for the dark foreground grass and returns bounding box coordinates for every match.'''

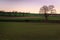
[0,22,60,40]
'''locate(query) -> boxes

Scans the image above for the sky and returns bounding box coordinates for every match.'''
[0,0,60,13]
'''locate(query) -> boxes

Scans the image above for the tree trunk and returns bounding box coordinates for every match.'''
[44,12,48,22]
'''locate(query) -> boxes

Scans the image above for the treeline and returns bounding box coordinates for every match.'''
[0,11,41,17]
[0,11,60,17]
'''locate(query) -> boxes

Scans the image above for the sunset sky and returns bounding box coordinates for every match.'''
[0,0,60,13]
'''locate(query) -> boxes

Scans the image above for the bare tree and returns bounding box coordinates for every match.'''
[48,5,55,14]
[40,5,49,22]
[39,7,44,14]
[51,9,56,14]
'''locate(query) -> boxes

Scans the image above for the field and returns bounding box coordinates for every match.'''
[0,22,60,40]
[0,16,60,23]
[0,15,60,40]
[0,16,60,20]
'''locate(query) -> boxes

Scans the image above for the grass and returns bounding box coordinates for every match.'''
[0,22,60,40]
[0,16,60,21]
[0,16,44,22]
[48,16,60,20]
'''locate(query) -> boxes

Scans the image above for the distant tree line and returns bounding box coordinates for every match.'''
[0,11,40,17]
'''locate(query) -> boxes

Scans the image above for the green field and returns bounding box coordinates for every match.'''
[0,22,60,40]
[0,16,60,21]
